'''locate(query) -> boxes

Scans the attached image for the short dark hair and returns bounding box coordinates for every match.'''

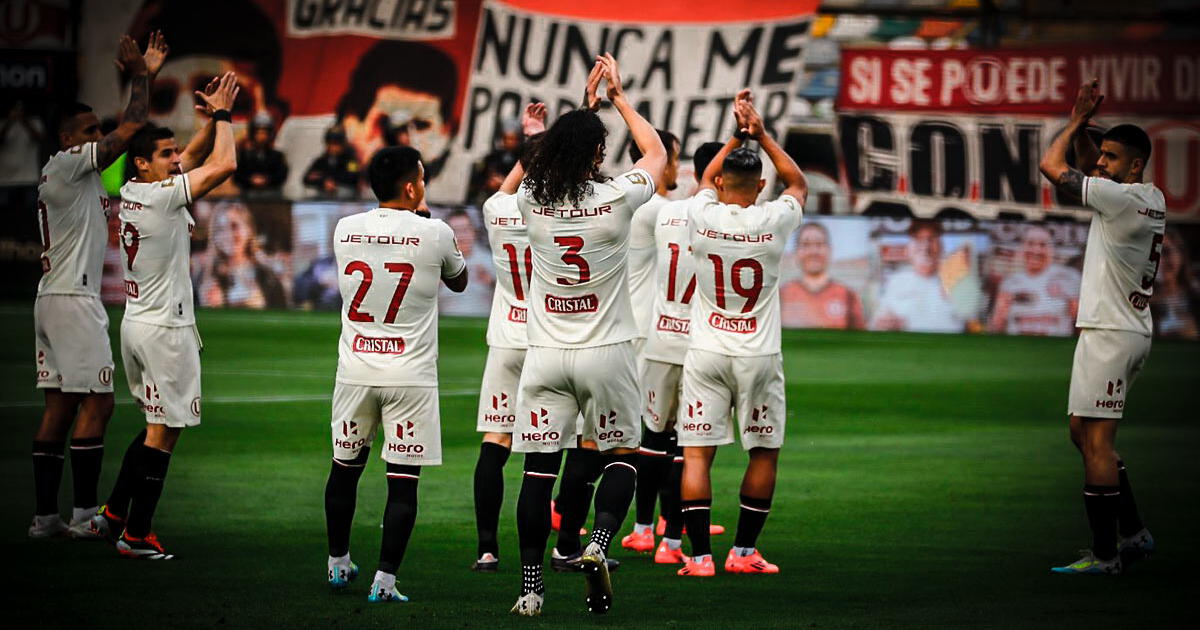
[628,129,679,163]
[53,102,93,134]
[1103,124,1152,162]
[369,146,422,202]
[722,147,762,183]
[125,124,176,179]
[692,141,723,182]
[338,41,459,130]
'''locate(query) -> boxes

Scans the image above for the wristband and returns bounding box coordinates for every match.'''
[211,109,232,123]
[734,129,750,141]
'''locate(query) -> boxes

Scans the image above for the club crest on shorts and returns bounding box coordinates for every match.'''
[99,366,113,386]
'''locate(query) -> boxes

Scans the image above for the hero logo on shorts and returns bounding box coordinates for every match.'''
[708,313,757,334]
[597,410,624,441]
[335,421,366,451]
[353,334,406,355]
[544,293,598,314]
[1096,379,1126,410]
[484,393,515,424]
[682,401,711,432]
[140,384,164,416]
[388,421,425,455]
[745,404,774,435]
[522,408,559,442]
[656,314,690,334]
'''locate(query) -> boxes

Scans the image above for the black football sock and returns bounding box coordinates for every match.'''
[590,452,638,553]
[555,448,600,556]
[378,464,420,575]
[474,442,510,558]
[517,452,561,595]
[733,494,773,550]
[32,440,65,516]
[124,445,172,539]
[681,498,713,557]
[1083,484,1120,561]
[634,429,675,526]
[661,452,685,540]
[105,430,147,520]
[324,447,369,558]
[1116,460,1145,537]
[69,436,104,510]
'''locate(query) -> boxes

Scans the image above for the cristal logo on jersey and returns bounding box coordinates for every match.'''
[508,305,527,323]
[709,312,757,334]
[353,334,406,355]
[656,314,690,334]
[545,293,598,314]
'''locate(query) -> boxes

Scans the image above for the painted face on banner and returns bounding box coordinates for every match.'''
[150,56,265,139]
[797,224,831,276]
[341,86,450,171]
[1020,226,1053,276]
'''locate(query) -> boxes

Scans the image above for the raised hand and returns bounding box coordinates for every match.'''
[733,88,753,131]
[522,102,547,136]
[598,52,624,101]
[581,61,603,111]
[196,72,240,114]
[143,30,169,77]
[1071,79,1104,123]
[736,97,765,139]
[114,35,147,76]
[193,76,221,116]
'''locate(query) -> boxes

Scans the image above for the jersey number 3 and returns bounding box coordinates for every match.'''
[345,260,415,324]
[554,236,590,285]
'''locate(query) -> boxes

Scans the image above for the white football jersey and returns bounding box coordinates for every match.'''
[688,188,801,356]
[516,168,656,348]
[119,175,196,327]
[334,208,466,386]
[482,192,531,349]
[36,142,109,297]
[628,194,669,339]
[999,264,1081,336]
[1077,177,1166,336]
[642,198,696,365]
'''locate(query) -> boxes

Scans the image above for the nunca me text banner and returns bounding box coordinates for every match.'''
[837,45,1200,116]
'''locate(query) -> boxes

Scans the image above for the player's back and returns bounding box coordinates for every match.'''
[119,175,196,327]
[517,169,656,348]
[334,208,462,386]
[483,192,531,349]
[643,198,696,363]
[1078,177,1166,335]
[688,189,802,356]
[37,142,108,297]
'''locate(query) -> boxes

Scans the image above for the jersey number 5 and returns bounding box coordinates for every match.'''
[345,260,415,324]
[554,236,590,286]
[1141,232,1164,290]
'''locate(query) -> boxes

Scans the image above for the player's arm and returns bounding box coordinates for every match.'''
[598,53,666,184]
[498,102,547,195]
[179,76,220,172]
[186,73,240,200]
[95,32,168,170]
[698,89,758,193]
[738,92,807,205]
[1071,80,1102,176]
[1040,81,1103,202]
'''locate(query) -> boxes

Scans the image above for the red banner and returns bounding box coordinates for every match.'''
[837,45,1200,116]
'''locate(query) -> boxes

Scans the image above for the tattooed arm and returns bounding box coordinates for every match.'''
[95,33,168,170]
[1039,81,1103,201]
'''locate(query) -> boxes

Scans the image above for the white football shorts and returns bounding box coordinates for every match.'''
[120,319,201,427]
[34,295,114,393]
[641,358,683,433]
[1068,328,1151,420]
[332,383,441,465]
[677,349,786,450]
[476,346,526,433]
[513,342,640,453]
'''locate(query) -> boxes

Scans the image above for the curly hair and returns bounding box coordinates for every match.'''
[524,110,609,207]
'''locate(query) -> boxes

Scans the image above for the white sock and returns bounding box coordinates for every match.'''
[633,523,651,534]
[72,506,97,523]
[373,570,396,591]
[733,546,755,557]
[693,553,712,562]
[663,537,682,550]
[328,553,351,568]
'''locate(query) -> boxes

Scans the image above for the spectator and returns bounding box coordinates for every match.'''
[235,115,288,198]
[988,225,1080,336]
[781,222,865,329]
[871,220,967,333]
[0,100,44,210]
[194,201,287,309]
[303,128,360,199]
[1151,227,1200,339]
[438,209,494,316]
[468,120,522,205]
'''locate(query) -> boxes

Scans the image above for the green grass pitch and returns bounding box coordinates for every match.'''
[1,304,1196,628]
